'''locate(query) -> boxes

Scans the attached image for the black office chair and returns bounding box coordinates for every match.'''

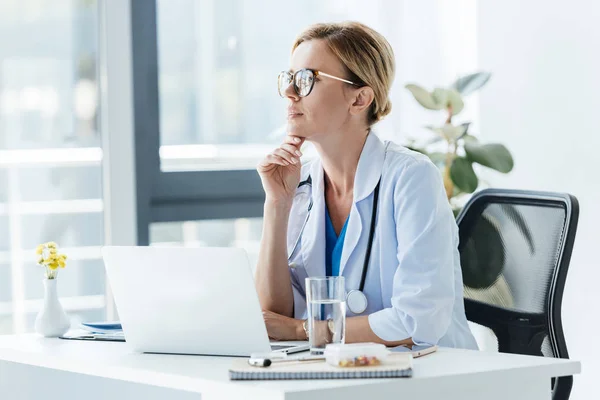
[456,189,579,400]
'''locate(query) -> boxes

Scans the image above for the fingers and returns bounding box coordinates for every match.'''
[258,136,304,170]
[260,153,290,167]
[283,135,305,147]
[280,143,303,158]
[273,148,299,165]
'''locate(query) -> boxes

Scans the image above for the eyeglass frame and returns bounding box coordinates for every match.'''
[277,68,361,98]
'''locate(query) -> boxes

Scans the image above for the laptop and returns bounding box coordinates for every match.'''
[101,246,309,357]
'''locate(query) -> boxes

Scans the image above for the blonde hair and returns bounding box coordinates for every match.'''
[292,21,395,125]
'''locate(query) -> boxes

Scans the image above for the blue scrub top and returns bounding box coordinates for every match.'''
[325,207,349,276]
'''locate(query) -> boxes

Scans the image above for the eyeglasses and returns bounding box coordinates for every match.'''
[277,68,359,98]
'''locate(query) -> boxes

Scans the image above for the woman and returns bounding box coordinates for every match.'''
[255,21,477,349]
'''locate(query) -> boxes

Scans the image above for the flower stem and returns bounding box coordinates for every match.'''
[443,107,457,200]
[443,144,455,200]
[45,266,57,280]
[445,105,453,124]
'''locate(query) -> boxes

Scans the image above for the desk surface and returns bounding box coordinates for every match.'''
[0,334,581,400]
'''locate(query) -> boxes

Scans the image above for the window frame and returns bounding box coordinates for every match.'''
[129,0,264,245]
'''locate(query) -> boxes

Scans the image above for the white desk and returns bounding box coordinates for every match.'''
[0,334,580,400]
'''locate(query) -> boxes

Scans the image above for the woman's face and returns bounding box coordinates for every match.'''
[284,39,360,139]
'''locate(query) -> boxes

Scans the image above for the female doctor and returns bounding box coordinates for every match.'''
[255,21,477,349]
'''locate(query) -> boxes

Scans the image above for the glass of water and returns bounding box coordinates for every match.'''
[305,276,346,354]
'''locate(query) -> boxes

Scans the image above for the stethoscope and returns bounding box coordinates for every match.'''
[288,175,381,314]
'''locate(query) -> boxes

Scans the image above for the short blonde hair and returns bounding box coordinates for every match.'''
[292,21,395,125]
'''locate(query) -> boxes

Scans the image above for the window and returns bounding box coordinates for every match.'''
[0,0,475,333]
[150,218,263,273]
[156,0,404,172]
[0,0,103,334]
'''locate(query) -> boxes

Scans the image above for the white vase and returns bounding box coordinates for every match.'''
[34,278,71,337]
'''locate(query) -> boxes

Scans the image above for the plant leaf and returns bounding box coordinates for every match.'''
[460,214,505,288]
[457,122,470,140]
[431,88,464,115]
[462,134,479,144]
[452,185,464,197]
[464,142,514,173]
[428,152,446,167]
[452,71,492,96]
[503,204,536,254]
[426,123,469,142]
[425,136,444,145]
[425,125,444,138]
[430,88,447,107]
[405,84,445,110]
[450,157,478,193]
[447,89,465,115]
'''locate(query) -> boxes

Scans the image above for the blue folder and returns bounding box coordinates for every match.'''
[80,321,122,333]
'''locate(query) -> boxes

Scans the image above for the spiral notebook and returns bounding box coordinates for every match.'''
[229,354,412,380]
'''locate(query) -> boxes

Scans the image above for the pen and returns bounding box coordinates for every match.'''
[248,354,325,367]
[248,357,273,367]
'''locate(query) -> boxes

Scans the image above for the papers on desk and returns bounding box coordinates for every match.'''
[58,321,125,342]
[60,330,126,342]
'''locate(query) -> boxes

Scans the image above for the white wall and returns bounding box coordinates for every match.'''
[477,1,600,398]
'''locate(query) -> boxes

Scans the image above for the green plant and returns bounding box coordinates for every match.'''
[404,72,514,213]
[405,72,535,292]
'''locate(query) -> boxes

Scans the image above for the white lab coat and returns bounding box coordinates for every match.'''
[287,132,478,349]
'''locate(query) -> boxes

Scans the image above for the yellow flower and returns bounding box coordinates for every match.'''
[35,242,68,274]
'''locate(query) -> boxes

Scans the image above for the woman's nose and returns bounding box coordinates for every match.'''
[284,80,300,101]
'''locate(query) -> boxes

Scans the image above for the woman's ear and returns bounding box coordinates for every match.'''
[349,87,375,116]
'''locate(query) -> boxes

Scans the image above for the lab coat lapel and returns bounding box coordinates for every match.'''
[339,132,386,276]
[300,159,326,278]
[339,204,363,277]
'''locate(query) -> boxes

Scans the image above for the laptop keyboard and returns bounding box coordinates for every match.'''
[270,344,294,351]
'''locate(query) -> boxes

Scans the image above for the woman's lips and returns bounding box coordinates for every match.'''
[287,112,304,120]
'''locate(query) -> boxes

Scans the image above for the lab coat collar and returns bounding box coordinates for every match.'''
[300,158,326,278]
[340,131,386,276]
[299,131,386,279]
[353,131,386,203]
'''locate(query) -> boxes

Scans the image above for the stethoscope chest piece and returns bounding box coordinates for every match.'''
[346,289,368,314]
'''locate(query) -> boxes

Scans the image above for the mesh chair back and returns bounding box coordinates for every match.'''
[457,189,579,400]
